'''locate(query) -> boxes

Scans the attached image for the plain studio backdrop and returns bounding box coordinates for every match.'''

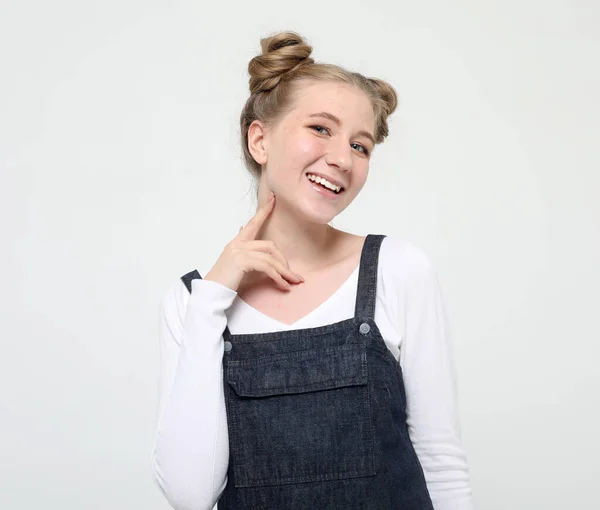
[1,1,599,509]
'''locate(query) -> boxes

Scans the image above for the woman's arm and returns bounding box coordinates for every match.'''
[399,243,475,509]
[151,276,236,510]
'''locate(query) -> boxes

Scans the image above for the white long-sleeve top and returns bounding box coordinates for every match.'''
[151,235,474,510]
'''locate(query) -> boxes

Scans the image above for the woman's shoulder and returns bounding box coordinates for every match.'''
[159,265,234,320]
[378,234,435,272]
[376,234,439,290]
[159,272,192,323]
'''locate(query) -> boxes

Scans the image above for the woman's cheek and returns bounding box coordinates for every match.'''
[296,137,322,158]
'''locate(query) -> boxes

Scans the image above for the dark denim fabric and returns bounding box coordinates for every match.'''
[181,234,434,509]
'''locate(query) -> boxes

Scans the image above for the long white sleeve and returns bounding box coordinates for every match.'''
[151,277,237,510]
[396,243,474,509]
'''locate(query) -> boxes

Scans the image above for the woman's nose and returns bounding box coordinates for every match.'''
[325,140,353,172]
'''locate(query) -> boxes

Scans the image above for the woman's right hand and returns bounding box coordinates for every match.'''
[203,192,305,292]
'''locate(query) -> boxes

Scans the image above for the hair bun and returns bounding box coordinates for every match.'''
[248,31,314,94]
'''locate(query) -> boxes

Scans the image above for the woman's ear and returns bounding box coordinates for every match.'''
[248,119,268,165]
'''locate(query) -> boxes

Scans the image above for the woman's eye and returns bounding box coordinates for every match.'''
[352,143,370,156]
[311,126,370,156]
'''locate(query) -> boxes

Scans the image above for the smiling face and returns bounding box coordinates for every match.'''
[248,80,376,224]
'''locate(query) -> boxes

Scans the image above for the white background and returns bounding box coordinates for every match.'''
[2,1,599,509]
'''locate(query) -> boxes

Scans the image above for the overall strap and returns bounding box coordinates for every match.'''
[180,269,232,337]
[354,234,387,321]
[181,269,201,294]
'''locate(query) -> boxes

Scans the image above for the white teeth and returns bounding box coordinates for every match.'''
[306,173,342,193]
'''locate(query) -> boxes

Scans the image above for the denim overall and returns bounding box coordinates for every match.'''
[181,234,434,509]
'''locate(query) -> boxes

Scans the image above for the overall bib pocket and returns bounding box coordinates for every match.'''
[225,341,377,488]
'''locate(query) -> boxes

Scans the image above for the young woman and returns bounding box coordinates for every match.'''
[152,31,474,509]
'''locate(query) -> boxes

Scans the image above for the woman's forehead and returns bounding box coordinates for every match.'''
[287,82,374,126]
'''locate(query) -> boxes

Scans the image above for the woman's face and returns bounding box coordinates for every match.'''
[249,80,376,224]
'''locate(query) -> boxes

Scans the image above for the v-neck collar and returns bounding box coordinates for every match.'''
[233,263,360,329]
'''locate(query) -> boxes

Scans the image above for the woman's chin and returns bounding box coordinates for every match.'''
[300,204,339,225]
[276,192,342,225]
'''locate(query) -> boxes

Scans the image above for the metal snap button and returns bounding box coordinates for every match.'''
[359,322,371,335]
[224,340,232,352]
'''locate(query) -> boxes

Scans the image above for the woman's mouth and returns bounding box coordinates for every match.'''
[305,173,345,198]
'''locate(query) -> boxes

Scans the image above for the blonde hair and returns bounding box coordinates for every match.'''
[240,30,398,185]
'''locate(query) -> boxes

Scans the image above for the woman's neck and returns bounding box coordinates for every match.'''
[254,208,346,274]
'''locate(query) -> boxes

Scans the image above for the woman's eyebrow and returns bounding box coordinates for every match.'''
[308,112,375,145]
